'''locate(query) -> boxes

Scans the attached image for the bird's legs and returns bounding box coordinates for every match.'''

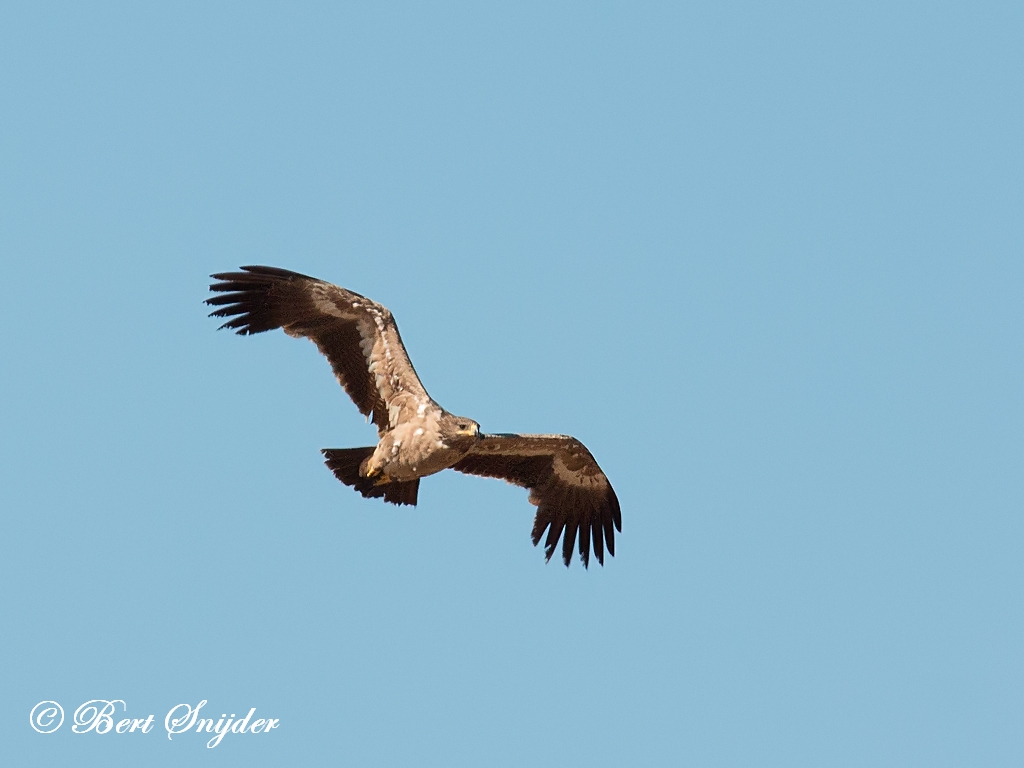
[360,458,393,486]
[370,470,394,486]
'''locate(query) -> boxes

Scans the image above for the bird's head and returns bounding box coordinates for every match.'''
[455,417,481,438]
[440,412,481,445]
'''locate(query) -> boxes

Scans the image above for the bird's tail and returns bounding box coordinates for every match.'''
[321,448,420,507]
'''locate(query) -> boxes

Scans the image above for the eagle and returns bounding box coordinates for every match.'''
[206,266,621,567]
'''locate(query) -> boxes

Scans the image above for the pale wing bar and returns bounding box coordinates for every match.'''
[452,434,621,568]
[206,266,427,434]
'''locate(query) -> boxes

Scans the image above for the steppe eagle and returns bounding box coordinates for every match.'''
[206,266,621,567]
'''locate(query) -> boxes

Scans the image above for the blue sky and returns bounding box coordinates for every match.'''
[1,1,1021,765]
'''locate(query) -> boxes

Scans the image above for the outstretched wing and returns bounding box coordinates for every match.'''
[206,266,429,435]
[451,434,621,568]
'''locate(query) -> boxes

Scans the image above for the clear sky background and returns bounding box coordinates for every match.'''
[1,2,1021,766]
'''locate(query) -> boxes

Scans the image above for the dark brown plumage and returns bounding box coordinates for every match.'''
[452,435,620,566]
[207,266,621,567]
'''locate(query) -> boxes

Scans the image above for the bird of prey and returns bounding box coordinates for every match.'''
[206,266,621,567]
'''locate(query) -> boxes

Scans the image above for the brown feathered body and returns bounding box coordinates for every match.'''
[207,266,621,567]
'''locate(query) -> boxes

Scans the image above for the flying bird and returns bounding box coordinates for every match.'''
[206,266,621,567]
